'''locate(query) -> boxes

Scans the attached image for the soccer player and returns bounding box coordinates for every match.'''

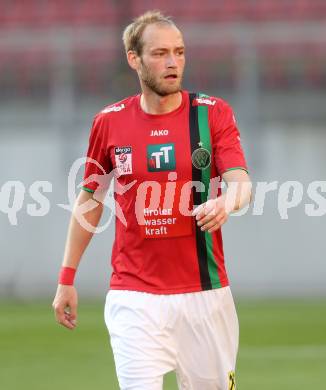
[52,10,252,390]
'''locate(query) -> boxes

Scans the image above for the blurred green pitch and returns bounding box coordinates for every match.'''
[0,299,325,389]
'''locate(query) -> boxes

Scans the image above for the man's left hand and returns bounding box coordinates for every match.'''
[192,196,229,233]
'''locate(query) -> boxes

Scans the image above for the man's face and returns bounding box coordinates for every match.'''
[137,23,185,96]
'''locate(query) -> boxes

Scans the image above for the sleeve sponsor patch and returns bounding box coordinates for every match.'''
[114,146,132,175]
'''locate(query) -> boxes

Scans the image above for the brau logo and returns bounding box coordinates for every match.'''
[101,103,125,113]
[193,97,216,106]
[147,143,176,172]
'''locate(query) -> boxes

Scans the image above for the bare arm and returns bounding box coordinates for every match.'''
[52,189,104,330]
[221,169,252,213]
[192,169,252,233]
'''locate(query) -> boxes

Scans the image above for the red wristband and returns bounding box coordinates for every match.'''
[58,267,76,285]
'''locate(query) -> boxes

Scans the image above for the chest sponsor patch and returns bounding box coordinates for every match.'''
[114,146,132,175]
[138,180,192,239]
[147,143,176,172]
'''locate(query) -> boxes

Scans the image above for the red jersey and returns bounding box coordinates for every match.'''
[82,90,248,294]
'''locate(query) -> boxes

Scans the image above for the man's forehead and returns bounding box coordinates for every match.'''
[142,23,184,51]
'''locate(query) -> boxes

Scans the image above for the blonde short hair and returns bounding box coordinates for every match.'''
[122,10,175,55]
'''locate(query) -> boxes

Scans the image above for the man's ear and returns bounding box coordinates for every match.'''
[127,50,140,70]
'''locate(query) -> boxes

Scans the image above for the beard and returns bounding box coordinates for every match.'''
[139,58,183,97]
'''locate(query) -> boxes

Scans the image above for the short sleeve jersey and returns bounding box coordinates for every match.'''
[83,90,248,294]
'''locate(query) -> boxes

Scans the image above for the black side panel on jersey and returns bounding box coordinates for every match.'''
[188,93,212,291]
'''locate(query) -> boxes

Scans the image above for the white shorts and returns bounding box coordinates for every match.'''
[104,287,239,390]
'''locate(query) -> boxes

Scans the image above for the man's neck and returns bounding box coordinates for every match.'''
[140,90,182,115]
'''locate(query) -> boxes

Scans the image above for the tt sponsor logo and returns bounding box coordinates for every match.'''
[147,143,176,171]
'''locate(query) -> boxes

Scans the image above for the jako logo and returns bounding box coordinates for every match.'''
[150,129,169,136]
[147,143,176,171]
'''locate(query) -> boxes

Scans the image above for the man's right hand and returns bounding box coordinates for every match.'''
[52,284,78,330]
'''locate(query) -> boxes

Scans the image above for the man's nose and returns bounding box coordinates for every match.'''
[166,54,177,68]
